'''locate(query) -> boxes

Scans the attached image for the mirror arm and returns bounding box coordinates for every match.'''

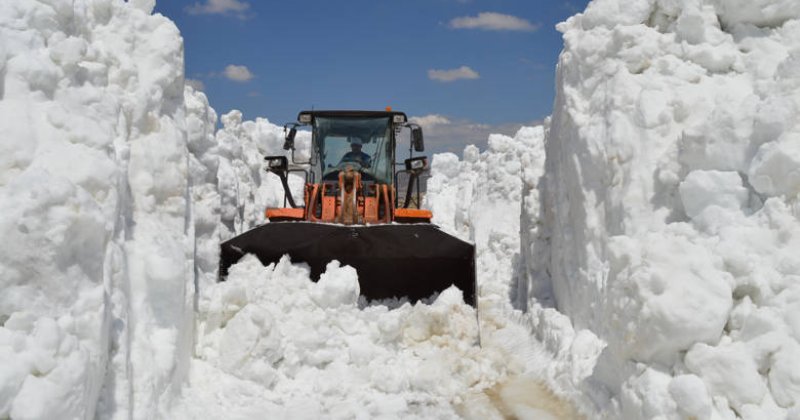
[403,172,418,209]
[265,156,299,208]
[277,170,299,208]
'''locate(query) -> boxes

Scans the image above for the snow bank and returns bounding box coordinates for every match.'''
[213,111,310,243]
[185,86,221,286]
[187,104,311,286]
[528,0,800,417]
[425,128,605,414]
[0,3,313,413]
[427,128,545,309]
[0,1,211,418]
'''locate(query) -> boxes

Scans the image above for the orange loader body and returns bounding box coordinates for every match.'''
[220,110,475,306]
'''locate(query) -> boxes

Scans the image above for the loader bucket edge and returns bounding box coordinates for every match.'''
[219,222,477,307]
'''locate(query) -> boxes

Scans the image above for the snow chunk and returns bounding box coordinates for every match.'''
[679,170,749,218]
[618,367,676,419]
[685,342,768,410]
[310,261,360,308]
[669,374,713,419]
[713,0,800,28]
[574,0,655,29]
[768,341,800,408]
[218,305,281,386]
[606,232,733,365]
[748,133,800,197]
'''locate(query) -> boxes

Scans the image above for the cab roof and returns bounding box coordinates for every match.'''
[297,110,408,123]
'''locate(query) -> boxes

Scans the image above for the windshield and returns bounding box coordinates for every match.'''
[315,116,393,184]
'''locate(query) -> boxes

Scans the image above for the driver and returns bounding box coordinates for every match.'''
[339,138,371,168]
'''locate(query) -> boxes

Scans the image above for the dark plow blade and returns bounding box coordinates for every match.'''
[219,222,476,307]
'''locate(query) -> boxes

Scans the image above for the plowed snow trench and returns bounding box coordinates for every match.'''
[170,127,599,419]
[9,1,800,418]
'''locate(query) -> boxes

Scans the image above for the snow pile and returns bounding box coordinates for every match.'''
[0,0,208,417]
[528,0,800,417]
[185,86,221,285]
[187,104,311,284]
[0,3,328,412]
[427,128,545,309]
[212,110,310,242]
[173,255,580,419]
[425,128,604,413]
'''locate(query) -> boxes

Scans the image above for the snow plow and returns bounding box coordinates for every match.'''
[219,110,476,306]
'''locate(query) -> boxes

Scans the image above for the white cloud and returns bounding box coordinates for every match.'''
[186,0,251,18]
[428,66,479,83]
[185,78,205,91]
[224,64,254,82]
[409,114,451,128]
[449,12,538,32]
[563,1,581,13]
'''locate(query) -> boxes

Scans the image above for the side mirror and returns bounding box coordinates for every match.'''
[411,126,424,152]
[283,127,297,150]
[264,156,288,174]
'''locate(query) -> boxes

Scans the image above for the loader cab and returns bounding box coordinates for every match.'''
[283,110,424,188]
[271,109,428,224]
[314,114,394,185]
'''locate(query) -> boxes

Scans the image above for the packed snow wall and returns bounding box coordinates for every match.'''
[426,128,546,311]
[0,1,218,418]
[212,110,310,246]
[0,1,316,416]
[526,0,800,417]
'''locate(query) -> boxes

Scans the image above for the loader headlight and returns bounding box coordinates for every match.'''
[298,113,312,124]
[265,156,288,173]
[393,114,406,124]
[404,156,427,171]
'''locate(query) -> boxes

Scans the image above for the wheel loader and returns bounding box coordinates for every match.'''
[219,110,476,306]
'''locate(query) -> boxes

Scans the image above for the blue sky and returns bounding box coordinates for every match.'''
[154,0,591,153]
